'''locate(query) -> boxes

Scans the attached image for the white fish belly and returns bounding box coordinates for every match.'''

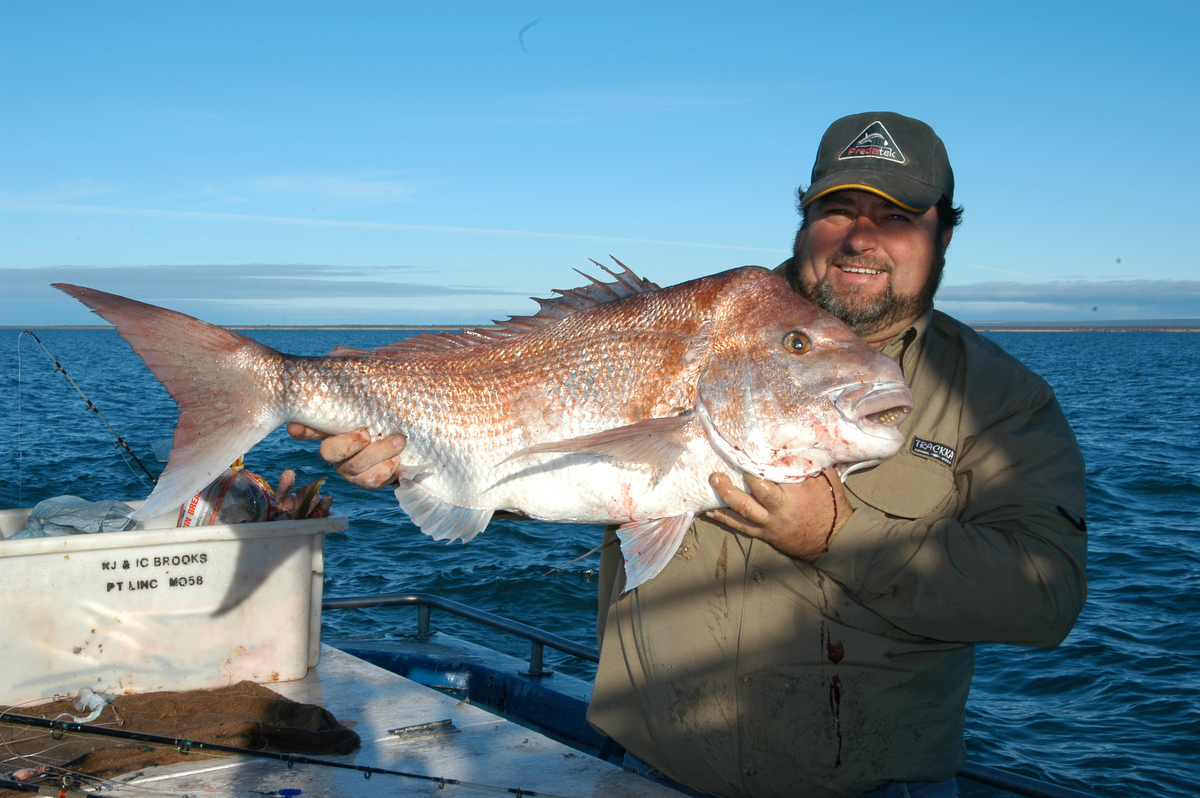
[404,437,737,524]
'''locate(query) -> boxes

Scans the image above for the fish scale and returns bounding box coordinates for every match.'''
[55,263,913,590]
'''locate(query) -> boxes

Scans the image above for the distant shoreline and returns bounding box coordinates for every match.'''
[6,323,1199,333]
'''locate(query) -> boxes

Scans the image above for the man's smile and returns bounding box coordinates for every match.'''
[826,251,895,283]
[837,264,887,276]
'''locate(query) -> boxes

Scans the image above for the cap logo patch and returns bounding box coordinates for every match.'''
[911,437,955,467]
[839,121,905,164]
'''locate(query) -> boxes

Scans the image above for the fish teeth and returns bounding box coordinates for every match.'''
[869,408,903,425]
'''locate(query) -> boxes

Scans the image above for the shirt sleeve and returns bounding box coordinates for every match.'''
[814,385,1088,647]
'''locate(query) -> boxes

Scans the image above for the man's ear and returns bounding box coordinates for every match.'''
[793,226,807,254]
[941,226,954,250]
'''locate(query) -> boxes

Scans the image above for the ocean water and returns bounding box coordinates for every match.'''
[1,326,1196,798]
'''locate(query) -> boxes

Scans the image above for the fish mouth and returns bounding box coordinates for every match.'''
[835,383,914,432]
[867,406,907,425]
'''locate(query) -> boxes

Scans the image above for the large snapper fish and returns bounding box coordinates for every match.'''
[56,263,912,590]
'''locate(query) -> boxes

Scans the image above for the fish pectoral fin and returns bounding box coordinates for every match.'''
[502,412,695,474]
[616,513,695,592]
[394,479,493,544]
[836,460,880,481]
[396,463,434,480]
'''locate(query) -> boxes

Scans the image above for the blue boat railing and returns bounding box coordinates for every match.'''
[323,591,595,676]
[322,592,1100,798]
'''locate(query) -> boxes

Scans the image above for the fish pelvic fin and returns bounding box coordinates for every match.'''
[53,284,288,520]
[617,513,695,592]
[500,412,695,477]
[394,478,494,544]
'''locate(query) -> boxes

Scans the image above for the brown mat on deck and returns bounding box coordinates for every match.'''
[0,681,360,794]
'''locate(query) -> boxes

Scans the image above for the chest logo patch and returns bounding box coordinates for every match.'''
[911,437,955,468]
[838,121,906,164]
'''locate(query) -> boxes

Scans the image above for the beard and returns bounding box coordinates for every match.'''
[795,245,946,339]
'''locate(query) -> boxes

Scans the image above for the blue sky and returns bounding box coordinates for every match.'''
[2,1,1198,326]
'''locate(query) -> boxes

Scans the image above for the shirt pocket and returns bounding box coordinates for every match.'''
[843,448,958,520]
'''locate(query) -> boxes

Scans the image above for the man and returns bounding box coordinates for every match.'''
[290,112,1088,798]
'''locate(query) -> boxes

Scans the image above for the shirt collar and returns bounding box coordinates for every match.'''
[881,308,933,376]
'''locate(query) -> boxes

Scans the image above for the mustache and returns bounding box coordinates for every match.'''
[827,251,894,274]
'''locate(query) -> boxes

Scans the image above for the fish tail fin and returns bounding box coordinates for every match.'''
[54,284,288,520]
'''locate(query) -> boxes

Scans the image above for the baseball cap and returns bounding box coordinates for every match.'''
[801,112,954,213]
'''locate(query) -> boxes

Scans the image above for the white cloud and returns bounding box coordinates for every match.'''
[0,179,122,204]
[243,173,415,202]
[315,177,413,202]
[3,263,536,327]
[0,200,786,253]
[936,280,1200,321]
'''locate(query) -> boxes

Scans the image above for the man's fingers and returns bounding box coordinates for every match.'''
[709,473,769,526]
[345,456,403,490]
[317,429,373,464]
[705,507,757,537]
[287,422,328,442]
[743,473,785,509]
[334,433,407,487]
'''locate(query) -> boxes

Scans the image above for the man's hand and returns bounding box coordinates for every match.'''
[286,424,406,490]
[705,469,850,562]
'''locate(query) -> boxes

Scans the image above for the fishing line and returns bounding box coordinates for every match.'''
[1,727,242,798]
[818,470,838,549]
[16,331,158,488]
[0,713,572,797]
[541,535,618,576]
[0,774,90,796]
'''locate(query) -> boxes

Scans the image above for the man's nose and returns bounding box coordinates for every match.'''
[843,215,879,253]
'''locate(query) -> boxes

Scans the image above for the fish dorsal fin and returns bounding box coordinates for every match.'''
[617,513,695,592]
[327,345,375,357]
[501,412,695,475]
[357,258,661,358]
[394,477,494,544]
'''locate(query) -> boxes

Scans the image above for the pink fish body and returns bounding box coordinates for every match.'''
[56,263,912,589]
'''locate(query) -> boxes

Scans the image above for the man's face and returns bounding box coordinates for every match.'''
[794,190,951,345]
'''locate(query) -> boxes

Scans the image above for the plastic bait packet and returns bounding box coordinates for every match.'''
[177,460,333,527]
[10,496,141,539]
[177,461,276,527]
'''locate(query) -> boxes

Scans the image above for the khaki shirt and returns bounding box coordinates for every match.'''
[586,281,1088,798]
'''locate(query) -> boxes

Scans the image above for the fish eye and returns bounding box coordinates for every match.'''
[783,331,811,354]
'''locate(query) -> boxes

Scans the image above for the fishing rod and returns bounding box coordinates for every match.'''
[0,712,569,797]
[0,775,89,797]
[17,331,158,486]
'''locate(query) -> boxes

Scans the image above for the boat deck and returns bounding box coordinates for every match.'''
[105,645,679,798]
